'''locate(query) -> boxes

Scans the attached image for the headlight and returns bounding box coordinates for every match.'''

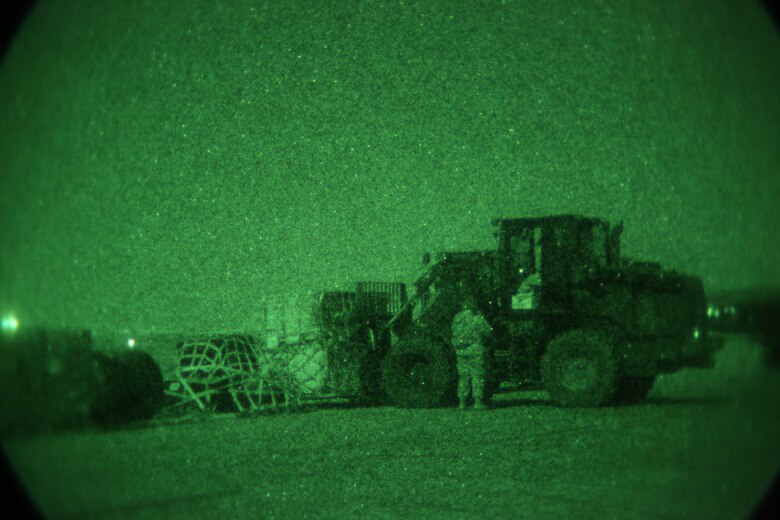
[692,327,701,340]
[1,314,19,333]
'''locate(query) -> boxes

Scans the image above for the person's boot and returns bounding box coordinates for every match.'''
[457,401,467,411]
[474,400,488,411]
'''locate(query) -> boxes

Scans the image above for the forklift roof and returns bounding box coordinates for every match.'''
[492,214,611,231]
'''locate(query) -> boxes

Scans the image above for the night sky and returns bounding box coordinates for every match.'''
[1,0,778,334]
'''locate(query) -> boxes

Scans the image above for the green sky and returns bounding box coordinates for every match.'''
[1,0,778,334]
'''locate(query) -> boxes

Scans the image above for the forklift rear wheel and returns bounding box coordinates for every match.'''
[541,329,618,407]
[381,334,457,408]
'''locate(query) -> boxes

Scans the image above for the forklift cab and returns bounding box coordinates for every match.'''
[493,215,622,314]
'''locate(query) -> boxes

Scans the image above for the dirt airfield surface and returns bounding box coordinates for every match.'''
[3,337,780,520]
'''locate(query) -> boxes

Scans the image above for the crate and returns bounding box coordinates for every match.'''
[356,281,408,317]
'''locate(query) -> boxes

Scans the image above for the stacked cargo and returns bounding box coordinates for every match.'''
[262,292,328,396]
[168,283,407,413]
[170,293,329,412]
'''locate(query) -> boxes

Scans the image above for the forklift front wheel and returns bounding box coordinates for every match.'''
[541,329,618,407]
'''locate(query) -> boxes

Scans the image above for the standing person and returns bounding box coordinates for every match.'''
[451,292,493,410]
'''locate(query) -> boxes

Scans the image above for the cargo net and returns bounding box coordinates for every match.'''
[175,334,325,413]
[263,293,329,394]
[315,284,406,397]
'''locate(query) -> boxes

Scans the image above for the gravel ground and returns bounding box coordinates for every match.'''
[3,337,780,520]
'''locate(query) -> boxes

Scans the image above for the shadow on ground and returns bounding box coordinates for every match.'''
[638,396,732,407]
[490,393,731,409]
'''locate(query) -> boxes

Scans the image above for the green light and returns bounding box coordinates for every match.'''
[1,315,19,333]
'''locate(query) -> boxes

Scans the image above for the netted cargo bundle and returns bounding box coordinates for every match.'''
[175,334,303,412]
[266,332,328,395]
[256,285,407,403]
[262,293,329,395]
[261,285,404,398]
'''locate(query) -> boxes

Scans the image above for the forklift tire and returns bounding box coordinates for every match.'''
[541,329,618,407]
[484,375,501,402]
[381,334,457,408]
[613,376,656,405]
